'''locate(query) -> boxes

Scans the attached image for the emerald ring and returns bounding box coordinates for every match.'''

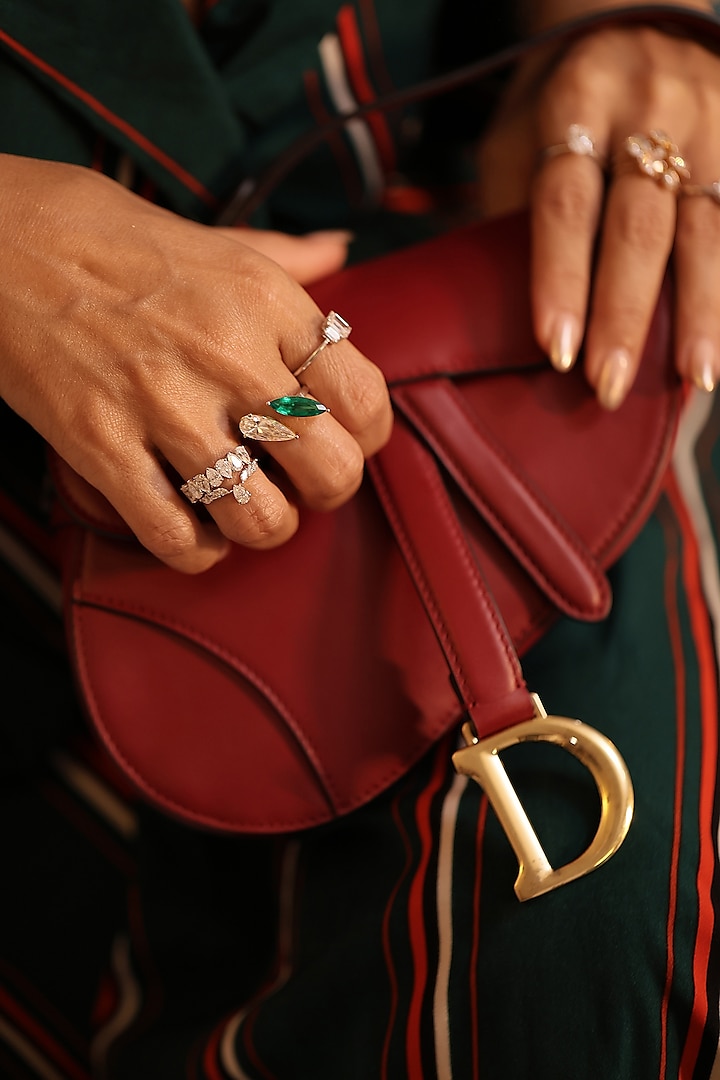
[292,311,352,378]
[238,393,330,443]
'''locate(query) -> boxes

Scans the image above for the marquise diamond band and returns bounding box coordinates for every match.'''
[181,445,259,506]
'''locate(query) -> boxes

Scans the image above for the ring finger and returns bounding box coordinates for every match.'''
[582,131,681,408]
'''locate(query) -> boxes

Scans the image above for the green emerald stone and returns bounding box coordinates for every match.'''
[268,395,329,418]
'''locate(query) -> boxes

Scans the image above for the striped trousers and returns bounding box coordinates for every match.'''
[1,390,719,1079]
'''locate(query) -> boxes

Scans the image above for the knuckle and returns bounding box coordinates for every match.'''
[142,518,199,563]
[678,203,720,250]
[310,442,364,507]
[340,360,390,432]
[536,174,597,232]
[229,488,288,545]
[614,198,672,254]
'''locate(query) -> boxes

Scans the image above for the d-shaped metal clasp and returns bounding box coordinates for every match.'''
[452,694,634,901]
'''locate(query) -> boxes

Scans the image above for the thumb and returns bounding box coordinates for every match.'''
[217,226,353,284]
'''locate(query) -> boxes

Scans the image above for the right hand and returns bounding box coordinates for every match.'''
[0,155,392,573]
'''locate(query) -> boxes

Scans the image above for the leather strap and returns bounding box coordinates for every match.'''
[369,421,536,739]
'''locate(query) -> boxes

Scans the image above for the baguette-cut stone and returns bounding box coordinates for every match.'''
[323,311,351,343]
[268,395,329,417]
[239,414,299,442]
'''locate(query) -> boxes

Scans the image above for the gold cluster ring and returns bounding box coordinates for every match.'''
[619,130,691,192]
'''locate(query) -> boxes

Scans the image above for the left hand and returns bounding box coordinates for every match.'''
[476,13,720,407]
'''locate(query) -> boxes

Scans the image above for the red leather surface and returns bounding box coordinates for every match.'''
[54,211,683,832]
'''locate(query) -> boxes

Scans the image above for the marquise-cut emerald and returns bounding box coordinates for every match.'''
[268,395,329,418]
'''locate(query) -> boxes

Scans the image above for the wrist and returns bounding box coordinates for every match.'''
[519,0,716,35]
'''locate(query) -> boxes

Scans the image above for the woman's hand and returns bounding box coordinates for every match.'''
[476,6,720,407]
[0,155,392,572]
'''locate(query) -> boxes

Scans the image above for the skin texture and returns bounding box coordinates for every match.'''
[2,1,720,571]
[0,156,391,573]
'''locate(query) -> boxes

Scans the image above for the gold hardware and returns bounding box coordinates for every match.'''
[452,694,634,901]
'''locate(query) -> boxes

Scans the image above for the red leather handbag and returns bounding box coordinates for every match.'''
[52,5,720,898]
[53,209,680,897]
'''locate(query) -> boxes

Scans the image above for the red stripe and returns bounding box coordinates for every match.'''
[381,793,416,1080]
[335,5,396,172]
[357,0,395,93]
[0,986,91,1080]
[470,797,488,1080]
[665,470,719,1078]
[0,29,217,207]
[201,1023,225,1080]
[405,747,450,1080]
[0,958,87,1058]
[657,498,685,1080]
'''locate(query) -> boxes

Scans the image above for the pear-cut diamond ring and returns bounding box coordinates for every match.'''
[292,311,352,378]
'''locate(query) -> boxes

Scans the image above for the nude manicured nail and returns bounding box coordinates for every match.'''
[549,314,580,372]
[597,348,631,410]
[687,338,717,393]
[307,229,356,244]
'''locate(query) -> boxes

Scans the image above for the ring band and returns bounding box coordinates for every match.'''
[292,311,352,378]
[540,124,605,167]
[682,180,720,204]
[181,445,259,506]
[617,130,691,192]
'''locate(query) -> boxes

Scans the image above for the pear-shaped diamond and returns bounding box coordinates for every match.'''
[239,414,299,442]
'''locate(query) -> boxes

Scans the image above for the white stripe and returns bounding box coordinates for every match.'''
[219,841,300,1079]
[433,770,468,1080]
[0,1016,68,1080]
[90,935,142,1076]
[671,390,720,1073]
[317,33,385,201]
[672,390,720,663]
[52,752,138,839]
[0,519,62,613]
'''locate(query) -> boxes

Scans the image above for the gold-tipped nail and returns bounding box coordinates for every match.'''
[688,339,717,393]
[549,314,580,373]
[597,349,631,410]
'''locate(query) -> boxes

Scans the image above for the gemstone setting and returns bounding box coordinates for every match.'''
[268,395,329,418]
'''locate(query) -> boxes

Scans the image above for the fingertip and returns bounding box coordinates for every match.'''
[596,348,632,411]
[547,312,581,372]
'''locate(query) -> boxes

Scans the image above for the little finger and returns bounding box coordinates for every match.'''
[674,181,720,391]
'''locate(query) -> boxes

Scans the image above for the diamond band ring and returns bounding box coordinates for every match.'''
[617,131,691,192]
[540,124,605,167]
[292,311,352,378]
[181,445,259,506]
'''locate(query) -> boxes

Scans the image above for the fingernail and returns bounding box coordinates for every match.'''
[549,313,580,372]
[306,229,355,244]
[597,348,631,410]
[687,338,717,393]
